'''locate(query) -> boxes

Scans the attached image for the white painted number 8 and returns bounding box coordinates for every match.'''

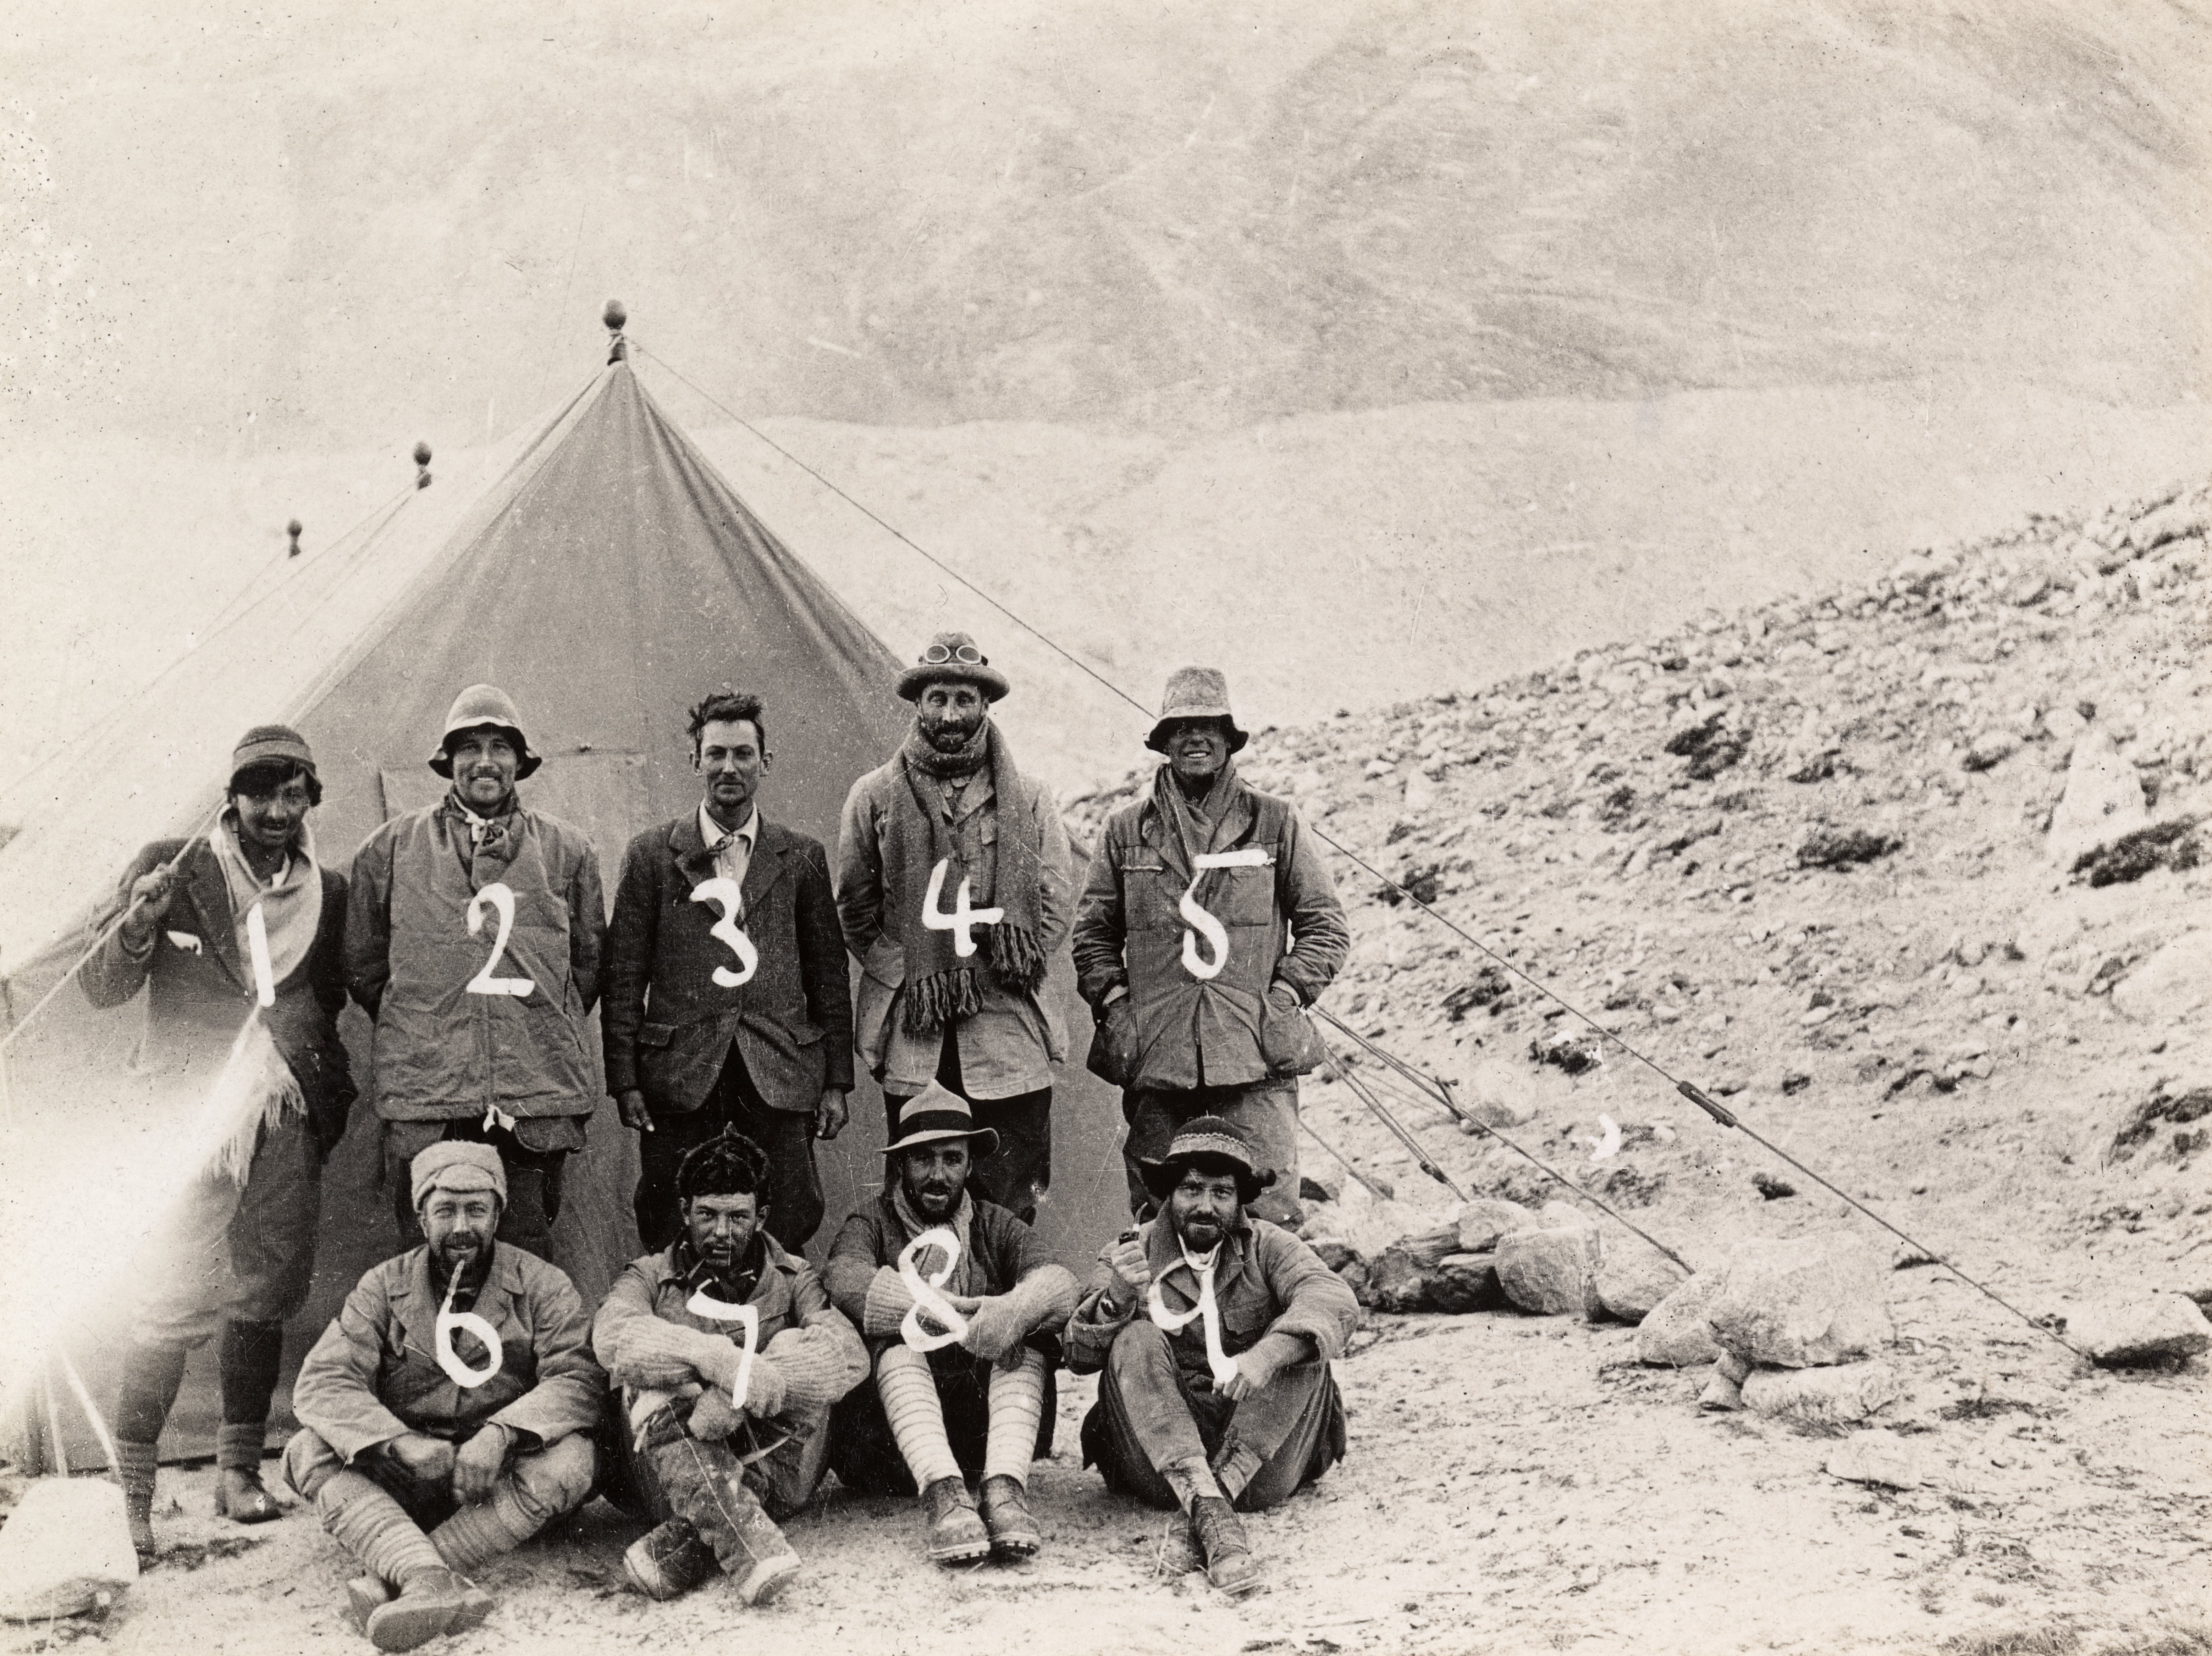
[689,877,759,987]
[465,882,536,997]
[1179,848,1272,981]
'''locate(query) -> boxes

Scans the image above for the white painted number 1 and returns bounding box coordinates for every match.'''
[244,902,277,1008]
[921,858,1002,958]
[689,877,759,987]
[465,882,536,997]
[1179,848,1272,980]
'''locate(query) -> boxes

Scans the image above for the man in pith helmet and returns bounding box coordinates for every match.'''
[345,683,606,1263]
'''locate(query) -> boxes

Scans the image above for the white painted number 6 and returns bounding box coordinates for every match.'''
[689,877,759,987]
[1178,848,1272,981]
[435,1269,504,1389]
[465,882,536,997]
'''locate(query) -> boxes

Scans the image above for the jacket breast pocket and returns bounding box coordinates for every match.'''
[1117,849,1178,930]
[637,1022,676,1049]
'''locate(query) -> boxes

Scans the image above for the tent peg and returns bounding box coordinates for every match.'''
[605,299,628,364]
[414,442,433,490]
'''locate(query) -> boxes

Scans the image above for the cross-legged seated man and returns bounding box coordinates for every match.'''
[823,1084,1077,1564]
[1065,1117,1358,1596]
[591,1131,867,1606]
[281,1144,605,1652]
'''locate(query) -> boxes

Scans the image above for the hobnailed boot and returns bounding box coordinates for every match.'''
[623,1518,719,1602]
[116,1439,160,1562]
[1189,1495,1263,1597]
[213,1424,282,1523]
[362,1567,494,1653]
[975,1474,1041,1561]
[920,1476,991,1566]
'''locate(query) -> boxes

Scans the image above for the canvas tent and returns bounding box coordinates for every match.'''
[0,352,1125,1469]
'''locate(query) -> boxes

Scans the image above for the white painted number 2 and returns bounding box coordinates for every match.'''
[921,858,1002,958]
[1179,848,1272,981]
[244,902,277,1008]
[689,877,759,987]
[465,882,536,997]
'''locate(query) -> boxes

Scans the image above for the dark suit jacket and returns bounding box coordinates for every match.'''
[79,836,355,1151]
[601,810,854,1115]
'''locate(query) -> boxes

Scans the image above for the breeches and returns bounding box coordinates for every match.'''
[137,1112,321,1348]
[281,1423,597,1532]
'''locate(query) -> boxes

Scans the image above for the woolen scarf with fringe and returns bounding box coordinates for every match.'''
[881,719,1048,1032]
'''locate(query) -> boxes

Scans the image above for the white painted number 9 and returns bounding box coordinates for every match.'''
[465,882,536,997]
[689,877,759,987]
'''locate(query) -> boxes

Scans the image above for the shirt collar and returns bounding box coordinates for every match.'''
[698,801,759,853]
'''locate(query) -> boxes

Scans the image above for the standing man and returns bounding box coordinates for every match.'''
[82,725,355,1556]
[1071,667,1349,1230]
[602,691,852,1254]
[592,1131,867,1606]
[1064,1117,1358,1595]
[346,685,605,1262]
[836,632,1074,1223]
[822,1085,1077,1564]
[282,1144,603,1652]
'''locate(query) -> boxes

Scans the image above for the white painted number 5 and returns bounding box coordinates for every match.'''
[465,882,536,997]
[689,877,759,987]
[1179,848,1272,981]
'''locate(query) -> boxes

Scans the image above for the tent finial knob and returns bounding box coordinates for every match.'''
[287,519,303,558]
[414,441,433,489]
[605,299,628,364]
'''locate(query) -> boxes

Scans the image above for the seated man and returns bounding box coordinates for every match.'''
[282,1144,605,1653]
[823,1083,1077,1564]
[1065,1116,1358,1597]
[591,1131,867,1606]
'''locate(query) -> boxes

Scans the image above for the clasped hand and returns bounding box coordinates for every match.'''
[389,1426,512,1504]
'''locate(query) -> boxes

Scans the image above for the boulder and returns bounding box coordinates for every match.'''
[1429,1253,1506,1314]
[1826,1432,1925,1490]
[1456,1198,1538,1254]
[2110,933,2212,1025]
[1366,1245,1435,1313]
[1496,1216,1602,1316]
[1636,1270,1725,1367]
[1706,1233,1893,1368]
[2070,1295,2212,1367]
[2047,729,2148,868]
[1593,1236,1692,1324]
[0,1478,137,1621]
[1741,1360,1899,1425]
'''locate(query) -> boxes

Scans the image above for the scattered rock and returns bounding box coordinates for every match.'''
[1532,1029,1607,1075]
[2070,1295,2212,1367]
[1741,1360,1899,1425]
[1699,1363,1745,1412]
[1665,710,1753,779]
[1797,827,1902,870]
[1825,1431,1925,1489]
[1592,1236,1690,1324]
[1441,967,1514,1020]
[1496,1214,1602,1316]
[1455,1197,1539,1254]
[1961,732,2019,772]
[2110,933,2212,1024]
[1752,1172,1797,1201]
[1706,1233,1894,1368]
[1636,1270,1725,1367]
[2110,1085,2212,1162]
[2047,729,2149,867]
[2071,818,2202,887]
[1428,1253,1506,1314]
[1298,1175,1338,1204]
[0,1477,137,1621]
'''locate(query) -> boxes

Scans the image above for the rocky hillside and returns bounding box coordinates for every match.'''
[1068,473,2212,1312]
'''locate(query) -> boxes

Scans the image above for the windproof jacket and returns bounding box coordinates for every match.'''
[346,798,605,1121]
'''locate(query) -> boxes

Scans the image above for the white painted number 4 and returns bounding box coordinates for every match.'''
[465,882,536,997]
[689,877,759,987]
[921,858,1002,958]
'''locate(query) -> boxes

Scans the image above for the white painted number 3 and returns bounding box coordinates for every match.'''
[1179,848,1272,980]
[465,882,537,997]
[689,877,759,987]
[921,858,1002,958]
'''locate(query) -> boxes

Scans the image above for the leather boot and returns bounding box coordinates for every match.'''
[213,1423,282,1523]
[115,1439,160,1563]
[622,1518,718,1602]
[921,1476,990,1566]
[1190,1495,1263,1597]
[975,1474,1041,1561]
[360,1567,494,1652]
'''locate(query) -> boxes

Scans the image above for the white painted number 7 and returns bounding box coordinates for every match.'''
[465,882,536,997]
[689,877,759,987]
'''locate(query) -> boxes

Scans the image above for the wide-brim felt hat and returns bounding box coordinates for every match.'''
[428,682,544,779]
[1145,665,1249,754]
[896,631,1011,704]
[881,1079,1001,1159]
[1138,1113,1275,1201]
